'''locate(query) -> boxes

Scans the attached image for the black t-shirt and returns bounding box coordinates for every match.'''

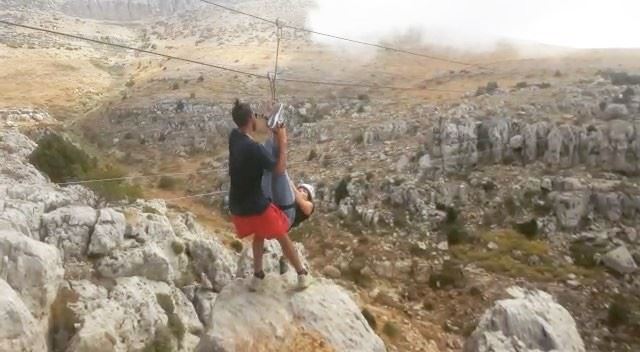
[228,129,276,216]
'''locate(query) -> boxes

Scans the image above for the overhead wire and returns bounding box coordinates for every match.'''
[196,0,475,66]
[0,19,265,79]
[0,19,469,94]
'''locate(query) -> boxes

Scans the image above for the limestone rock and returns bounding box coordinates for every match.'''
[96,243,174,282]
[0,279,47,352]
[198,278,386,352]
[42,206,98,261]
[68,277,202,352]
[602,246,637,274]
[88,208,126,256]
[188,238,237,291]
[465,286,585,352]
[0,229,64,320]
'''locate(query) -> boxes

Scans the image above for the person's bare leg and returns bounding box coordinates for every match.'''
[277,235,305,274]
[253,236,265,275]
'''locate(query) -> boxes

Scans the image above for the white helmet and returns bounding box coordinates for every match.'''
[298,183,316,202]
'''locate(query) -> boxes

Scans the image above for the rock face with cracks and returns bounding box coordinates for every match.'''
[197,277,386,352]
[0,129,386,352]
[465,286,586,352]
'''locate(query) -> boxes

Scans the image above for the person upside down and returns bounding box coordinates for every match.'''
[228,99,315,291]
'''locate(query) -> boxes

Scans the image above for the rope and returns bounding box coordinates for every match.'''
[0,20,266,79]
[0,20,468,94]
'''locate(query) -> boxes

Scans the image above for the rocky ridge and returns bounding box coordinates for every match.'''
[0,129,385,352]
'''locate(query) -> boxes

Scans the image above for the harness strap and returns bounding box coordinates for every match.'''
[278,203,296,211]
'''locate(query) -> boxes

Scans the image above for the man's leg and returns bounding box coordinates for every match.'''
[263,135,296,224]
[276,235,306,274]
[252,236,265,276]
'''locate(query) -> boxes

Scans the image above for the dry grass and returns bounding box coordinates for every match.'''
[451,230,603,282]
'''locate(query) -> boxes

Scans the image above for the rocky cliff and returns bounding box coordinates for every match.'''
[0,129,386,352]
[60,0,201,21]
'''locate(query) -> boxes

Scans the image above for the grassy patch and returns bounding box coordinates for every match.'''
[570,241,603,268]
[30,134,142,202]
[514,218,539,239]
[451,230,601,282]
[158,176,181,190]
[382,321,401,339]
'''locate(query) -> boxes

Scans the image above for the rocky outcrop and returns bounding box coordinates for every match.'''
[42,206,98,261]
[426,118,640,175]
[88,208,126,256]
[67,277,203,352]
[0,129,386,351]
[197,278,386,352]
[0,279,47,352]
[60,0,200,21]
[465,286,585,352]
[0,229,64,322]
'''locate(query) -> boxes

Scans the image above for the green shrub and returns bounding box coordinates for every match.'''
[608,296,630,327]
[361,308,377,330]
[158,176,180,190]
[171,241,185,255]
[230,240,243,253]
[30,134,141,202]
[382,321,400,338]
[486,81,499,93]
[143,325,174,352]
[334,177,350,205]
[29,134,94,183]
[570,242,600,268]
[307,149,318,161]
[85,166,143,202]
[429,260,465,289]
[446,223,470,245]
[514,219,538,239]
[445,206,459,224]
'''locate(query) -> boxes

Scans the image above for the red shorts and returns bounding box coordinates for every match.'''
[232,203,290,240]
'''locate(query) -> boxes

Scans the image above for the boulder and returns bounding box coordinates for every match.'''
[42,206,98,261]
[0,229,64,320]
[465,286,585,352]
[0,200,45,240]
[68,277,202,352]
[96,243,174,282]
[189,238,237,291]
[88,208,126,256]
[0,279,47,352]
[551,192,590,229]
[602,246,637,274]
[197,278,386,352]
[603,103,629,120]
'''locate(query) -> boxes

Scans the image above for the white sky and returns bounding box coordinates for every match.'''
[307,0,640,50]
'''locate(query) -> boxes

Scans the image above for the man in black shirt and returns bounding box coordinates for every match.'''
[228,99,312,291]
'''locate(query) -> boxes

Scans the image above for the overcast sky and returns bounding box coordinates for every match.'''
[307,0,640,50]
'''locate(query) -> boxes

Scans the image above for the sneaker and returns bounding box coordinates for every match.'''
[248,275,264,292]
[296,273,315,291]
[267,103,285,129]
